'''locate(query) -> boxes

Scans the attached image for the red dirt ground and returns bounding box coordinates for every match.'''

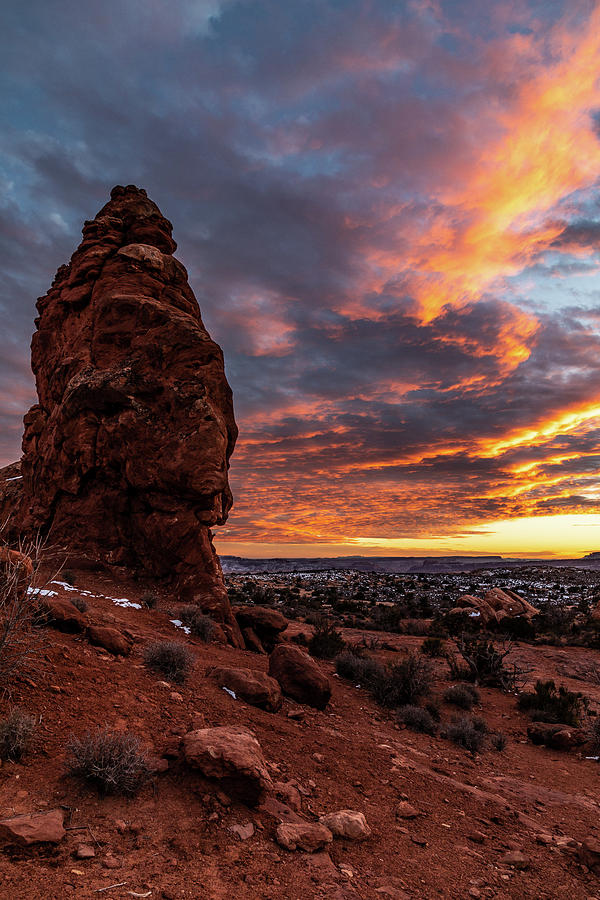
[2,568,600,899]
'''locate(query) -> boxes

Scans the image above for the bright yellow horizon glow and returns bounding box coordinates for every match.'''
[215,513,600,559]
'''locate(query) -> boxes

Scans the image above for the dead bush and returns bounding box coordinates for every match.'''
[143,640,194,683]
[140,592,158,609]
[309,618,346,659]
[0,708,36,760]
[335,650,385,686]
[66,729,150,795]
[448,635,529,690]
[0,534,47,686]
[444,683,480,710]
[71,596,88,613]
[446,714,488,753]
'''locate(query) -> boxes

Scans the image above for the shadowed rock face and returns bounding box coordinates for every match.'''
[2,185,240,638]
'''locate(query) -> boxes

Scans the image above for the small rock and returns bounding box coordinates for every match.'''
[467,830,486,844]
[170,691,183,702]
[276,822,333,852]
[396,802,419,819]
[87,624,131,656]
[75,844,95,859]
[103,855,121,869]
[319,810,371,841]
[230,822,254,841]
[502,850,529,870]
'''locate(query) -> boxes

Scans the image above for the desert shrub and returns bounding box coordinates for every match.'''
[425,699,442,722]
[446,714,488,752]
[335,650,385,686]
[397,704,438,735]
[491,732,508,752]
[178,606,216,641]
[140,592,158,609]
[438,610,481,636]
[61,569,76,586]
[420,636,446,657]
[143,640,194,683]
[517,679,588,726]
[71,596,88,613]
[309,618,346,659]
[371,653,433,708]
[66,729,150,795]
[0,708,36,761]
[444,683,480,710]
[0,536,46,685]
[497,615,536,641]
[448,636,528,690]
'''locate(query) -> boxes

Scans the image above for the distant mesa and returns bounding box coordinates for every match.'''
[0,184,242,643]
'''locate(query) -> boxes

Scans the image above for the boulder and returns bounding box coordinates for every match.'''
[319,810,371,841]
[0,809,65,846]
[579,837,600,872]
[207,666,283,712]
[0,185,242,646]
[275,822,333,852]
[527,722,587,750]
[233,606,288,651]
[268,644,331,710]
[242,626,266,654]
[87,624,131,656]
[182,725,273,805]
[38,596,86,632]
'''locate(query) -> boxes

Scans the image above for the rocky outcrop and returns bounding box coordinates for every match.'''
[86,624,132,656]
[38,597,86,633]
[0,185,240,642]
[207,665,283,712]
[450,587,538,626]
[268,645,331,710]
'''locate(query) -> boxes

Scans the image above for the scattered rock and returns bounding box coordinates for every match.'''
[319,810,371,841]
[87,624,132,655]
[0,809,65,846]
[207,665,283,712]
[268,645,331,710]
[75,844,95,859]
[275,822,333,852]
[579,837,600,872]
[396,802,419,819]
[527,722,587,750]
[182,725,273,805]
[229,822,254,840]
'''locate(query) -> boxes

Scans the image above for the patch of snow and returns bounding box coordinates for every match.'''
[468,611,481,617]
[50,581,97,597]
[27,587,57,597]
[171,619,191,635]
[222,687,237,700]
[111,597,142,609]
[585,756,600,761]
[6,476,22,481]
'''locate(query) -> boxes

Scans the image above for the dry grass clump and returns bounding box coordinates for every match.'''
[0,708,36,760]
[309,618,346,659]
[66,729,150,795]
[335,650,385,685]
[143,640,194,683]
[140,591,159,609]
[177,605,216,641]
[371,653,433,708]
[397,704,438,735]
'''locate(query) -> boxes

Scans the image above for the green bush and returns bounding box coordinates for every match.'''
[517,680,588,726]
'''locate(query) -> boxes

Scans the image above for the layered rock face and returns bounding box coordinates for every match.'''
[3,185,239,634]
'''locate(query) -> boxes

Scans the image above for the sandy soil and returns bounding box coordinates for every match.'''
[1,569,600,899]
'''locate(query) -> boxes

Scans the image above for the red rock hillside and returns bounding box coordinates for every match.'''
[0,184,240,638]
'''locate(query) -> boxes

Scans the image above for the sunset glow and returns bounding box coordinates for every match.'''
[2,0,600,558]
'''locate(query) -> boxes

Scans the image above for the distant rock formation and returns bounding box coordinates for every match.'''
[449,587,539,626]
[0,185,241,642]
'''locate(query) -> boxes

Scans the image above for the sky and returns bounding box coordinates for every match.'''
[1,1,600,558]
